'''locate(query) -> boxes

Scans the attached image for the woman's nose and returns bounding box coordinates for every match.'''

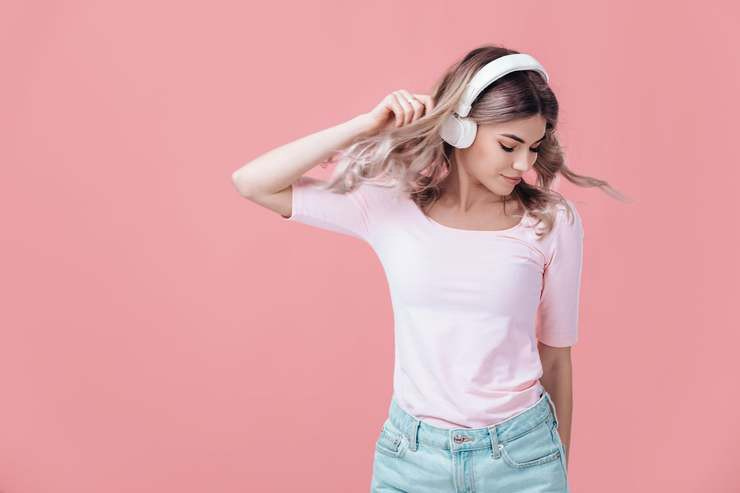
[513,159,531,172]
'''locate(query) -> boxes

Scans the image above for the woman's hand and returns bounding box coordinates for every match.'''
[358,89,435,136]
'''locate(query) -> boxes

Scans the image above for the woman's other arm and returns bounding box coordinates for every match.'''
[538,343,573,470]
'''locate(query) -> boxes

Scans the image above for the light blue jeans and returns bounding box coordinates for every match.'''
[370,390,569,492]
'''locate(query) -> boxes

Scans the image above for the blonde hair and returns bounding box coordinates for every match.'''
[321,43,627,238]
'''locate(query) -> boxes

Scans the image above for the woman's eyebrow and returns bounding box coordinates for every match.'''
[498,133,547,144]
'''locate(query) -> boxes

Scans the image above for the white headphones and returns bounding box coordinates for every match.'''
[439,53,550,149]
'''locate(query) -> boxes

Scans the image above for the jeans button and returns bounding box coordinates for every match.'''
[453,434,472,443]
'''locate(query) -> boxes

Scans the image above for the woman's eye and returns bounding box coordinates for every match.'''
[499,143,541,153]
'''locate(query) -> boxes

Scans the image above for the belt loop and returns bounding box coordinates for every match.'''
[488,425,501,459]
[545,391,560,429]
[407,418,420,451]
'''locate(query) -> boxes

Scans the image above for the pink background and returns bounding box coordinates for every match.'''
[3,1,739,492]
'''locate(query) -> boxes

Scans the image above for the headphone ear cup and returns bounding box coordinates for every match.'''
[440,115,477,149]
[456,118,477,148]
[439,114,462,147]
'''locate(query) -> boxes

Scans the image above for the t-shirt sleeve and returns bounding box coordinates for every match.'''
[281,175,381,242]
[535,201,585,347]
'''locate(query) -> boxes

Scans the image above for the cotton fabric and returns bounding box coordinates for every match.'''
[282,176,584,429]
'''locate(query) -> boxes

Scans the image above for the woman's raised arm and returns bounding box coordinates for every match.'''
[230,90,432,218]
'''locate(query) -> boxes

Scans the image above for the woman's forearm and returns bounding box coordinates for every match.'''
[231,114,376,197]
[540,363,573,469]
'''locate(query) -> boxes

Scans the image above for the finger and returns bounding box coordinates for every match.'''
[415,94,435,113]
[397,89,423,123]
[398,89,423,123]
[391,91,412,126]
[386,94,404,127]
[410,93,430,117]
[392,91,414,126]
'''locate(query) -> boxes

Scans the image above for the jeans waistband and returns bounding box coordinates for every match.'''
[387,390,560,453]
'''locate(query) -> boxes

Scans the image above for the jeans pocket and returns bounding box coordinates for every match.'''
[375,419,409,459]
[498,416,561,469]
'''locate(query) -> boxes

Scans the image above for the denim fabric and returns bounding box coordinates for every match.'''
[370,390,569,492]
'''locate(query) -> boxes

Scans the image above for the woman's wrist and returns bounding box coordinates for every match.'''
[346,113,379,139]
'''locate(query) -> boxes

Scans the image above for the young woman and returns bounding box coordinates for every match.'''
[232,44,623,493]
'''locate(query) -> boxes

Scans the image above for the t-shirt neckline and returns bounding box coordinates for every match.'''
[408,196,528,234]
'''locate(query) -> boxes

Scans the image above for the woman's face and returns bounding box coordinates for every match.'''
[454,114,547,196]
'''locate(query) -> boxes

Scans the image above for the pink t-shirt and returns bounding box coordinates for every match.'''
[283,175,584,429]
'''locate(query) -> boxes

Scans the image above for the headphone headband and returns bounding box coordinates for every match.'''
[455,53,549,118]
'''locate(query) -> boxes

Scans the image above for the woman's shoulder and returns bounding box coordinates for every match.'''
[358,177,408,203]
[543,198,585,249]
[525,197,584,246]
[555,198,584,233]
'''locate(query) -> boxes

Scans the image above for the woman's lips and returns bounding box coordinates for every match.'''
[501,174,522,184]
